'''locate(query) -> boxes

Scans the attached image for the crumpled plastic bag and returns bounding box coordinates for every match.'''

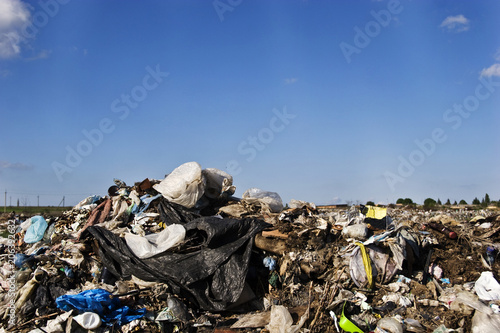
[364,205,387,220]
[242,188,283,213]
[349,245,397,288]
[85,217,269,311]
[74,195,101,209]
[153,161,206,208]
[24,215,48,243]
[475,271,500,301]
[376,317,403,333]
[265,305,307,333]
[125,224,186,259]
[454,290,492,314]
[38,310,73,333]
[203,168,235,199]
[342,224,368,240]
[56,289,146,326]
[288,199,316,210]
[471,310,500,333]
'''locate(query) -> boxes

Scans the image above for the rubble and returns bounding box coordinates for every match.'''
[0,161,499,332]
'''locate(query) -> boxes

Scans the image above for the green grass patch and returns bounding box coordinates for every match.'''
[2,206,72,216]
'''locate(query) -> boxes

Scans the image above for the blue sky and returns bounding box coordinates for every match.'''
[1,0,499,207]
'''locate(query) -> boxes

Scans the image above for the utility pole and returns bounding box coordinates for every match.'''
[3,190,5,213]
[37,195,39,207]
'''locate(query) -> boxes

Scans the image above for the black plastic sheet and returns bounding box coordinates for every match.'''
[155,197,201,225]
[84,217,269,311]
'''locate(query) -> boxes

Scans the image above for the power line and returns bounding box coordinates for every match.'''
[6,191,93,196]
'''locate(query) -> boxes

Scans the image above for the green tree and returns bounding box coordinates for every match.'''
[472,197,480,205]
[396,198,414,205]
[424,198,437,207]
[445,199,451,205]
[366,201,375,206]
[459,199,467,205]
[437,198,442,205]
[453,200,458,205]
[485,193,491,205]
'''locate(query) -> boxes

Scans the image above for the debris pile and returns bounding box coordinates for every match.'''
[1,161,500,332]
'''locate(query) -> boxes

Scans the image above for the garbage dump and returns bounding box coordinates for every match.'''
[1,161,500,332]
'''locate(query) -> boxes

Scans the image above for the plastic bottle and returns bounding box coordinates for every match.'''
[486,246,495,266]
[426,222,457,239]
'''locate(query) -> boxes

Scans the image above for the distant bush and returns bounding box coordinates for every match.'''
[423,198,437,208]
[396,198,414,205]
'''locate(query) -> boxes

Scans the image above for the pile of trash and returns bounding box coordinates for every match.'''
[1,161,500,332]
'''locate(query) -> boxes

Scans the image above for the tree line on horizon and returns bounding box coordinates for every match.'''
[391,193,499,208]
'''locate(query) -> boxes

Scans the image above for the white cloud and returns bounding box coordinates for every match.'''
[439,14,470,33]
[284,77,298,85]
[25,48,51,61]
[0,0,31,59]
[0,160,33,170]
[480,63,500,78]
[495,49,500,62]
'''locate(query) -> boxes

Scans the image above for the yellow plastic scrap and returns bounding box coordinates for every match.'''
[339,302,364,333]
[355,242,374,290]
[365,205,387,220]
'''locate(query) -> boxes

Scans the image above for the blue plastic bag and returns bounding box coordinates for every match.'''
[263,257,276,271]
[24,216,48,243]
[14,253,34,268]
[56,289,146,326]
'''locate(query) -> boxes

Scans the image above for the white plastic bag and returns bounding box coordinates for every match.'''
[242,188,283,213]
[288,199,316,210]
[42,310,73,333]
[342,224,368,240]
[376,317,403,333]
[475,271,500,301]
[24,216,48,243]
[471,310,500,333]
[153,162,206,208]
[265,305,306,333]
[455,291,492,314]
[125,224,186,259]
[203,168,235,199]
